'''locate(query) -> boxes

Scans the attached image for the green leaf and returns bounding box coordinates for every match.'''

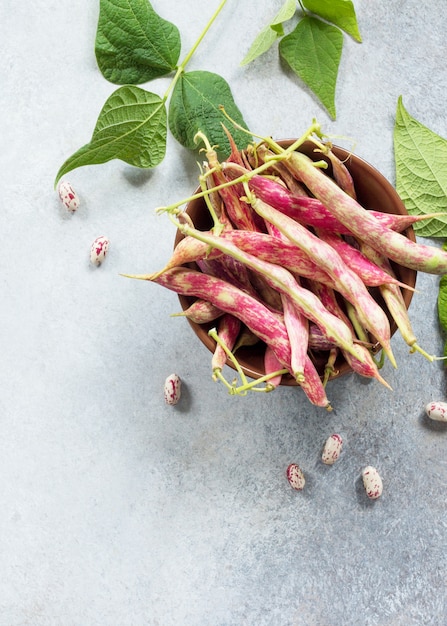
[95,0,181,85]
[302,0,362,42]
[279,16,343,119]
[55,86,167,185]
[240,0,296,66]
[394,96,447,237]
[240,26,280,66]
[438,275,447,331]
[168,71,249,157]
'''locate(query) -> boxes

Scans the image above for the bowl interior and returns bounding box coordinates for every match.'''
[174,141,417,385]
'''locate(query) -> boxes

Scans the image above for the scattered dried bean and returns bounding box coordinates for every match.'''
[425,401,447,422]
[362,466,383,499]
[321,434,343,465]
[164,373,182,405]
[90,236,109,266]
[286,463,305,491]
[58,180,80,212]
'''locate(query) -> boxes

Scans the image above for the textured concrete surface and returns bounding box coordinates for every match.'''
[1,1,447,624]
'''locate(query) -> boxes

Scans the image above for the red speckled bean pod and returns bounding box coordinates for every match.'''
[315,228,412,290]
[359,242,418,349]
[250,196,395,366]
[211,313,242,373]
[264,345,284,388]
[223,162,429,234]
[178,224,360,361]
[283,150,447,274]
[172,298,224,324]
[308,280,391,388]
[148,266,293,371]
[281,289,309,382]
[148,267,330,407]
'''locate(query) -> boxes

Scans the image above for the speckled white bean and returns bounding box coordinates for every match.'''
[425,401,447,422]
[322,433,343,465]
[90,236,109,266]
[362,466,383,499]
[164,373,181,405]
[286,463,305,491]
[58,181,80,212]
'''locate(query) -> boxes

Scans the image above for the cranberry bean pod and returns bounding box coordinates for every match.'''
[264,345,284,388]
[250,197,395,366]
[211,313,242,373]
[149,266,293,371]
[308,324,337,351]
[223,230,336,286]
[178,224,360,360]
[315,229,412,290]
[307,281,390,387]
[166,235,223,270]
[202,142,258,232]
[360,242,419,349]
[172,298,224,324]
[284,150,447,274]
[223,162,431,234]
[325,148,357,199]
[281,290,309,382]
[149,267,331,407]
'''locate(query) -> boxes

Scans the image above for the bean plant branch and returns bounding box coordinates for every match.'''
[55,0,363,186]
[55,0,247,186]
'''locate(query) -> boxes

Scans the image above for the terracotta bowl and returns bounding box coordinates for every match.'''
[174,140,417,385]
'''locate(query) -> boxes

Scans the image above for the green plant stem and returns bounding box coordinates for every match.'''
[181,0,228,70]
[209,327,248,387]
[156,120,321,213]
[162,0,228,102]
[208,327,288,394]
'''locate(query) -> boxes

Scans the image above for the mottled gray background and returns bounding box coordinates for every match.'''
[1,1,446,624]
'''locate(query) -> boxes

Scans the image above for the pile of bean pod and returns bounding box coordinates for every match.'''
[138,128,447,408]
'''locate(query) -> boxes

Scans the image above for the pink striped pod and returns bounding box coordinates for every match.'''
[281,289,309,382]
[222,230,335,287]
[285,149,447,274]
[251,197,395,367]
[211,314,242,373]
[223,161,426,234]
[178,225,359,361]
[316,229,412,290]
[360,242,418,348]
[326,149,357,199]
[172,298,224,324]
[263,345,284,388]
[147,268,331,408]
[149,266,293,374]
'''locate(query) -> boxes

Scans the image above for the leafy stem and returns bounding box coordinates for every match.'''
[162,0,228,103]
[179,0,228,71]
[209,328,287,394]
[156,121,323,214]
[55,0,247,186]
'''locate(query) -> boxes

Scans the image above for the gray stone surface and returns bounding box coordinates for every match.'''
[1,1,446,624]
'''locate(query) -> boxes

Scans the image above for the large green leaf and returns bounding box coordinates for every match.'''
[279,16,343,119]
[55,86,167,185]
[95,0,181,85]
[394,96,447,237]
[168,71,249,157]
[240,0,297,66]
[302,0,362,42]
